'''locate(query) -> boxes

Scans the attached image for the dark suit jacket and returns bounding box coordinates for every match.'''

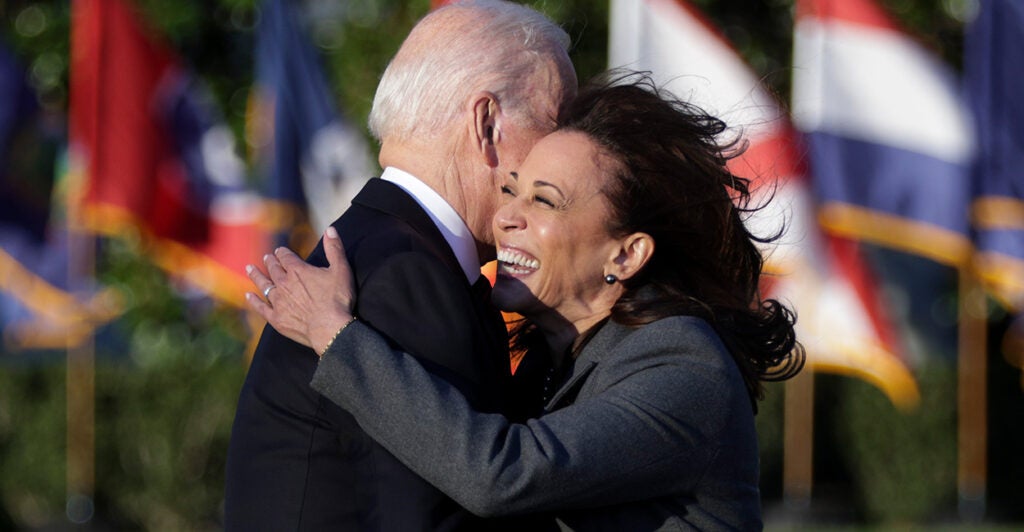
[224,178,511,531]
[311,316,763,531]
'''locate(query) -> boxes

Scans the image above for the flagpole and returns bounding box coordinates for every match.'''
[65,93,97,528]
[64,0,104,523]
[783,369,814,512]
[65,66,98,526]
[65,338,96,523]
[957,266,987,521]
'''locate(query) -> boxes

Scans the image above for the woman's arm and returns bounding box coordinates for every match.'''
[312,316,749,517]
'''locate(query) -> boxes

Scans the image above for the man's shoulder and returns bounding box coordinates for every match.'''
[340,177,443,246]
[338,202,423,248]
[329,185,463,283]
[338,206,454,278]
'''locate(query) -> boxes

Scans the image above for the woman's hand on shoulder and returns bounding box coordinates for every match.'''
[245,226,357,356]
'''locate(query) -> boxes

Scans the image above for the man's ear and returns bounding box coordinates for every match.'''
[609,233,654,282]
[472,92,500,168]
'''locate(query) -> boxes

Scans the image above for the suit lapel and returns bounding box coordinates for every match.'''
[353,177,509,360]
[353,179,512,400]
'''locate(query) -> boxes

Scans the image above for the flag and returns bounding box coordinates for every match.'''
[609,0,918,407]
[0,42,120,350]
[251,0,373,253]
[964,0,1024,313]
[792,0,974,267]
[69,0,267,306]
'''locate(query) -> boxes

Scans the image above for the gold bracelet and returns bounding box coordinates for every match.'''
[319,316,357,358]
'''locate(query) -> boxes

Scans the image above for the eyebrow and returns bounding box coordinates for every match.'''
[509,172,566,200]
[534,180,565,199]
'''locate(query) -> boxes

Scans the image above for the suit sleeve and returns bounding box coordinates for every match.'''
[311,317,752,517]
[351,250,501,408]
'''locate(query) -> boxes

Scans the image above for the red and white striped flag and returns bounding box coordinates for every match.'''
[609,0,919,407]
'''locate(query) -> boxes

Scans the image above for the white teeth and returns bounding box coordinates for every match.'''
[497,249,539,270]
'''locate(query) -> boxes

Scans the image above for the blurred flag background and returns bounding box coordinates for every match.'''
[609,0,920,410]
[68,0,269,307]
[965,0,1024,316]
[252,0,373,254]
[793,0,974,266]
[0,39,119,351]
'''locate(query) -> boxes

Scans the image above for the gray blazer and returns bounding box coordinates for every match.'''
[312,315,762,531]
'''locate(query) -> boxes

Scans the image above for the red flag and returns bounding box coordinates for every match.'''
[69,0,266,306]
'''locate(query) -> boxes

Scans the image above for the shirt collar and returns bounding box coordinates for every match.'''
[381,166,482,283]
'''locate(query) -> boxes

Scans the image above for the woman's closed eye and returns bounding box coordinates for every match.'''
[500,186,555,208]
[533,194,557,208]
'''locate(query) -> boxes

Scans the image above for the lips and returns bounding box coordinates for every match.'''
[496,247,539,275]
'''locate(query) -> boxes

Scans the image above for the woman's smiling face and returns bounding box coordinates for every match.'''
[491,130,623,325]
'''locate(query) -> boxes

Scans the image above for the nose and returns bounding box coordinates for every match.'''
[494,198,525,233]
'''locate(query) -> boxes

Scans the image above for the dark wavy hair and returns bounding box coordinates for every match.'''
[525,71,804,404]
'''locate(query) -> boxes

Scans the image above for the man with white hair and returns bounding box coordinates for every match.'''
[224,1,576,529]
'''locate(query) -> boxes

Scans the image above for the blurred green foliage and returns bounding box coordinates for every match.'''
[92,351,244,530]
[0,0,1010,530]
[0,356,245,530]
[1,237,249,529]
[0,364,66,528]
[836,366,958,522]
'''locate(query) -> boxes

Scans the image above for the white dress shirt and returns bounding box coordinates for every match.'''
[381,166,481,284]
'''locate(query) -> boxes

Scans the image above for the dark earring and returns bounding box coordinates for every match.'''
[604,274,618,285]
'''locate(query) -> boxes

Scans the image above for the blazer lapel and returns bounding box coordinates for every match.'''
[544,320,635,410]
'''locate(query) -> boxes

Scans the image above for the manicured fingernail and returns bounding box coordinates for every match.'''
[326,226,338,239]
[246,265,254,274]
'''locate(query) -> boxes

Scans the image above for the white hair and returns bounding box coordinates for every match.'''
[368,0,572,143]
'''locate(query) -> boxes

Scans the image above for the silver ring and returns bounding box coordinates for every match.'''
[263,285,276,299]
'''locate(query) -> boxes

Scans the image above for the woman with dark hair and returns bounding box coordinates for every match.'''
[248,73,803,530]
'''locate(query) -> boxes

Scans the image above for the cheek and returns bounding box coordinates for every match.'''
[535,226,570,268]
[536,231,595,291]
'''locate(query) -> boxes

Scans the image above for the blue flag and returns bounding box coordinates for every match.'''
[965,0,1024,312]
[254,0,372,252]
